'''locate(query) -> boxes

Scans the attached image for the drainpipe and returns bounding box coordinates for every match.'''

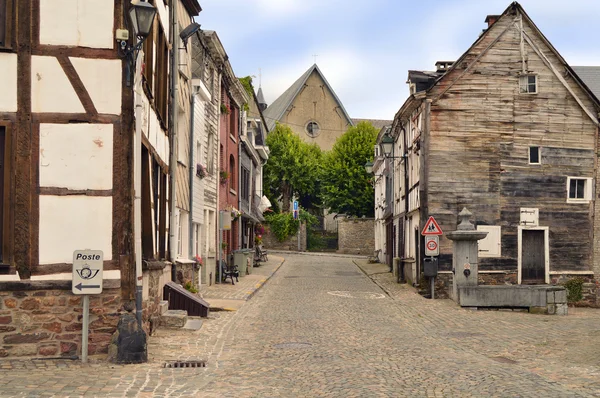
[238,109,243,249]
[189,88,198,281]
[133,50,143,327]
[169,0,179,279]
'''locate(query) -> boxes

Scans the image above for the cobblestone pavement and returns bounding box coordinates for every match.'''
[0,253,599,397]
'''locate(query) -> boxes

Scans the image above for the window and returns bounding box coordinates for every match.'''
[0,125,9,262]
[529,146,540,164]
[0,0,13,49]
[155,24,169,125]
[241,166,250,200]
[141,2,155,93]
[477,225,501,257]
[229,155,236,193]
[306,121,320,137]
[207,132,215,174]
[519,75,537,94]
[567,177,592,202]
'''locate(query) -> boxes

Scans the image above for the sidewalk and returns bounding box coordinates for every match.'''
[198,254,285,311]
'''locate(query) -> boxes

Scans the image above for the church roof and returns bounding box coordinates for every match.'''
[256,87,267,106]
[263,64,354,131]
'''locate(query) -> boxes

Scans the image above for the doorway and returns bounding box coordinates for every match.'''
[518,227,549,284]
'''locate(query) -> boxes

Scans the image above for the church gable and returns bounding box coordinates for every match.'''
[265,64,353,151]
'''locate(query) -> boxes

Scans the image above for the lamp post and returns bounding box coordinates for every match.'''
[118,0,156,329]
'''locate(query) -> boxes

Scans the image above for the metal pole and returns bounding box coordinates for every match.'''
[81,295,89,363]
[431,276,435,300]
[133,49,144,328]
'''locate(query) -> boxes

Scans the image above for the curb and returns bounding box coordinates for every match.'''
[245,256,286,301]
[269,250,369,260]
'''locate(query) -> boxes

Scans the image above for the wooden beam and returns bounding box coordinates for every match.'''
[57,55,98,116]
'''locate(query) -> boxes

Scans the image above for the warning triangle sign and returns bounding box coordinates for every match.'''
[422,216,443,236]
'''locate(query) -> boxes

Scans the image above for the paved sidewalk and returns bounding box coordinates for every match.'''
[198,255,285,311]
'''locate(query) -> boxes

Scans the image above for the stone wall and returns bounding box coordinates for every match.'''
[0,280,121,358]
[550,274,599,307]
[337,217,374,255]
[263,222,307,251]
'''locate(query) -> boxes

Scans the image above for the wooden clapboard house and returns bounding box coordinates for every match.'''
[389,2,600,295]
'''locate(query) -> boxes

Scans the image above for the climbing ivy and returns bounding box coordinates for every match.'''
[563,277,584,303]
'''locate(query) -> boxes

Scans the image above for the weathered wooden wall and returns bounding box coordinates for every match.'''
[424,8,598,274]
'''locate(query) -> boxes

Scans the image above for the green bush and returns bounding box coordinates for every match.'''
[563,277,584,303]
[265,209,317,242]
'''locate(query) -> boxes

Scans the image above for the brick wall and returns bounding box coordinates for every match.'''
[337,217,374,255]
[0,280,121,358]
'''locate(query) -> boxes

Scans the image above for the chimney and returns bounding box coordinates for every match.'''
[435,61,454,73]
[485,15,501,28]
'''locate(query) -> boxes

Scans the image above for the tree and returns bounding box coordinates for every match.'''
[264,124,323,212]
[320,121,378,217]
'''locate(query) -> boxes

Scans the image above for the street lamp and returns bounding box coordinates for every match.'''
[129,0,157,38]
[119,0,157,86]
[380,133,394,157]
[364,161,374,174]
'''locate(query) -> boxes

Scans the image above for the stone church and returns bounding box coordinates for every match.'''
[263,64,389,152]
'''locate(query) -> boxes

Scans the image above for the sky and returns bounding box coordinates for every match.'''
[197,0,600,120]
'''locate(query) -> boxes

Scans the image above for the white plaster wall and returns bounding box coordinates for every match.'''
[192,98,206,224]
[142,96,169,165]
[39,124,113,190]
[156,1,170,39]
[70,58,122,115]
[32,56,84,113]
[39,196,112,264]
[39,0,114,49]
[0,53,17,112]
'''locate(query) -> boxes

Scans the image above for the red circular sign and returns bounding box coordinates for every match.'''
[426,240,438,251]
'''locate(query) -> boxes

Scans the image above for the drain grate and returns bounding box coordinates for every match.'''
[164,360,206,368]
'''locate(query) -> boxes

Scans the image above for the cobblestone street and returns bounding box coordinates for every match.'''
[0,253,599,397]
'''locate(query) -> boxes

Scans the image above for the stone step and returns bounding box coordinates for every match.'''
[183,317,203,330]
[160,310,188,329]
[159,300,169,315]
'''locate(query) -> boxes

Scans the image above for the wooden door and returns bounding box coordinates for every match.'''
[386,219,393,271]
[521,230,545,284]
[0,127,4,263]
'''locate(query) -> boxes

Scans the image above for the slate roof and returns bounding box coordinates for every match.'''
[351,119,393,130]
[256,87,267,107]
[572,66,600,101]
[263,64,354,131]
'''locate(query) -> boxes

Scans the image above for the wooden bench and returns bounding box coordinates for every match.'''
[221,260,239,285]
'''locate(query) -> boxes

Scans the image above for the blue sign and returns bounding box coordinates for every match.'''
[293,210,298,220]
[293,201,298,211]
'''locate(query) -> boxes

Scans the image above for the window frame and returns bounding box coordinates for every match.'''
[566,176,593,203]
[306,121,320,138]
[528,146,540,165]
[519,74,537,94]
[0,122,11,264]
[0,0,14,50]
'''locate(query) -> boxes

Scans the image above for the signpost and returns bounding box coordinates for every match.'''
[421,216,442,299]
[72,250,103,363]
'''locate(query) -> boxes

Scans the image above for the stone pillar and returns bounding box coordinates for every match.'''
[446,208,488,303]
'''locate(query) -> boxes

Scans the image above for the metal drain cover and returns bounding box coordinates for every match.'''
[274,342,312,349]
[164,360,206,368]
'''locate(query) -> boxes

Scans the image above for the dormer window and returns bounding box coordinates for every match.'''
[519,75,537,94]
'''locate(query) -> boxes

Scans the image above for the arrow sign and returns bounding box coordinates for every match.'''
[74,283,101,291]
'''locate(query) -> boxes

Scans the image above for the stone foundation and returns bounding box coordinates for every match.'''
[0,280,121,358]
[550,274,599,307]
